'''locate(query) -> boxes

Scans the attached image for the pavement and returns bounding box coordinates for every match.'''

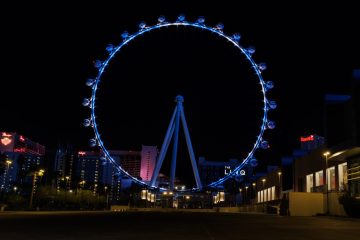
[0,211,359,240]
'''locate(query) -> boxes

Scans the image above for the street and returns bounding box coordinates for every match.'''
[0,211,359,240]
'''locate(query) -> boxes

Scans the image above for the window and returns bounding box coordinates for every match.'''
[306,174,314,192]
[338,162,347,191]
[267,188,271,201]
[271,186,275,200]
[315,170,324,186]
[326,166,336,191]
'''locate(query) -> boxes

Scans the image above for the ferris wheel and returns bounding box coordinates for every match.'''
[82,15,276,190]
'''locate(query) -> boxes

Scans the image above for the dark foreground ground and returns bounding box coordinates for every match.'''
[0,211,359,240]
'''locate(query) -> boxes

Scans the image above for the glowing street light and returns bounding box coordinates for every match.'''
[65,176,70,189]
[262,178,266,189]
[252,182,257,202]
[29,169,45,209]
[245,186,249,203]
[323,151,330,214]
[2,159,12,190]
[278,171,282,199]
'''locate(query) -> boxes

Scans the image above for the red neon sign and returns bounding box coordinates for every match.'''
[14,148,26,153]
[78,151,86,156]
[300,135,314,142]
[1,137,12,146]
[19,135,25,142]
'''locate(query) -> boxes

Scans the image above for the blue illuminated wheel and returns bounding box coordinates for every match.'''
[83,15,276,189]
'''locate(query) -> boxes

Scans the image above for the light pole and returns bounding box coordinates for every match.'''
[65,176,70,190]
[278,171,282,199]
[323,151,330,215]
[79,180,86,195]
[261,179,266,212]
[2,159,12,190]
[252,183,257,203]
[245,186,248,203]
[239,188,243,204]
[104,186,109,209]
[262,178,266,203]
[29,169,45,209]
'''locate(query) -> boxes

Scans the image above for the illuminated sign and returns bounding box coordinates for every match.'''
[1,137,12,146]
[14,148,26,153]
[300,135,314,142]
[78,151,86,156]
[1,133,13,146]
[19,135,25,142]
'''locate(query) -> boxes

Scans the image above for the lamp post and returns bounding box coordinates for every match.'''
[323,151,330,215]
[29,169,45,209]
[262,178,266,203]
[278,171,282,199]
[104,186,109,209]
[245,186,248,203]
[252,182,257,203]
[2,160,12,190]
[261,179,266,212]
[239,188,243,204]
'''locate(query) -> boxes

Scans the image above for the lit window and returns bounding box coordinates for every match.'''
[315,170,324,186]
[326,166,336,191]
[338,163,347,191]
[306,174,314,192]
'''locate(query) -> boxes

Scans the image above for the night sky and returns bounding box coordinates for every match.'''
[2,2,359,172]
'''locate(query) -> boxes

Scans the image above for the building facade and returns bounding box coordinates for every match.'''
[140,145,158,183]
[53,145,77,190]
[198,157,240,186]
[0,132,45,192]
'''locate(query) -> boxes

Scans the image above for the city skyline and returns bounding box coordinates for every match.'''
[2,2,359,168]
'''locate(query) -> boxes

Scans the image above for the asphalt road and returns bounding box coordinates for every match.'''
[0,211,359,240]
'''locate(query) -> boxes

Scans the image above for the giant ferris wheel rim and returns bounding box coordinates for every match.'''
[84,15,275,190]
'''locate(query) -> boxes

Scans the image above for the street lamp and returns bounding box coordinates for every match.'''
[6,159,12,167]
[262,179,266,189]
[239,188,243,204]
[323,151,330,214]
[104,186,109,209]
[245,186,248,203]
[252,183,257,203]
[2,159,12,190]
[261,179,266,203]
[278,171,282,199]
[29,169,45,209]
[65,176,70,189]
[79,180,86,189]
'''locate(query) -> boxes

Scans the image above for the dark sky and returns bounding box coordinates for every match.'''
[2,1,360,170]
